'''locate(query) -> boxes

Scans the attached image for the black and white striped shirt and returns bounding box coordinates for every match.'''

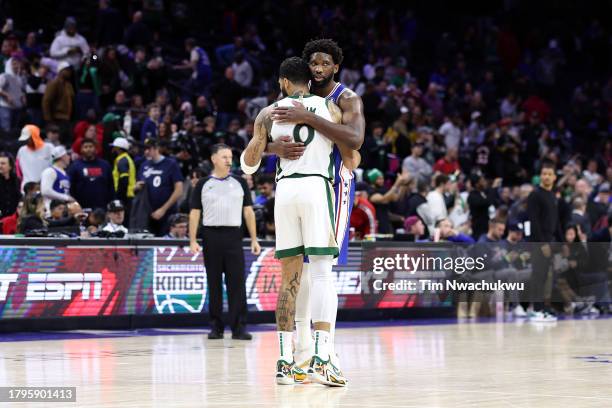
[190,175,253,227]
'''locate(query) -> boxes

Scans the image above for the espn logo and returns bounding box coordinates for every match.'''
[25,273,103,301]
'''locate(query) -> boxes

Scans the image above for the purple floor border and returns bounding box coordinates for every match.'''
[0,315,610,343]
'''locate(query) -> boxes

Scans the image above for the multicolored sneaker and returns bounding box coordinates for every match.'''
[307,355,347,387]
[276,359,307,385]
[330,353,349,384]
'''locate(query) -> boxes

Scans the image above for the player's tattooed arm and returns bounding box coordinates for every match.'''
[328,100,361,170]
[243,107,271,167]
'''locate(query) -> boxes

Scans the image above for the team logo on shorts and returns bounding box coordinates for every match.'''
[153,247,206,314]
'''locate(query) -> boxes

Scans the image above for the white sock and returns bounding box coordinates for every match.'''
[314,330,330,360]
[294,263,312,351]
[277,331,293,361]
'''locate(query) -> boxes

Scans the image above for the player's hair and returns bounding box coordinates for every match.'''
[278,57,311,85]
[210,143,231,155]
[540,159,556,172]
[302,38,344,65]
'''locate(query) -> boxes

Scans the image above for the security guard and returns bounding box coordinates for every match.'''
[189,143,260,340]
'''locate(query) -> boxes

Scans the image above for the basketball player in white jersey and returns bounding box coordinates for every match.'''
[241,57,348,386]
[270,39,365,381]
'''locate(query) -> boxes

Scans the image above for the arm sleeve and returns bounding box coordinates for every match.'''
[237,176,253,207]
[190,178,206,210]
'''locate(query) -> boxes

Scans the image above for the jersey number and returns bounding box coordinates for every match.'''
[293,124,315,146]
[153,176,161,187]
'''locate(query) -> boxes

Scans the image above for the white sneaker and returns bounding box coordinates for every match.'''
[512,305,527,318]
[529,311,557,322]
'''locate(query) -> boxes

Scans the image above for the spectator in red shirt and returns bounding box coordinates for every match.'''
[433,147,460,175]
[522,94,551,122]
[350,182,377,239]
[72,123,104,158]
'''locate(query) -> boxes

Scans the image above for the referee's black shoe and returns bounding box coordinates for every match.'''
[208,329,224,340]
[231,330,253,340]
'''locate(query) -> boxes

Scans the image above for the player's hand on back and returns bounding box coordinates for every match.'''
[271,100,310,124]
[267,136,305,160]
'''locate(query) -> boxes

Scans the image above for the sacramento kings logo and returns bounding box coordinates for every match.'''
[153,247,206,314]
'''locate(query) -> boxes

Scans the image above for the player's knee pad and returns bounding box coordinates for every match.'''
[308,255,334,283]
[309,256,337,323]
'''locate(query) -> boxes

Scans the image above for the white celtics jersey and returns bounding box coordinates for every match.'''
[270,94,335,182]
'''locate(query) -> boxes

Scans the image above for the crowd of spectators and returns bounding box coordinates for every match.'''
[0,1,608,254]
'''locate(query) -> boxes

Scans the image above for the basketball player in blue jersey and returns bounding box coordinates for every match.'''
[270,39,365,383]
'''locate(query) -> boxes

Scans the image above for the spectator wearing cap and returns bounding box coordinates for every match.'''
[0,55,25,132]
[506,221,524,244]
[49,17,90,68]
[402,142,432,183]
[136,138,183,236]
[367,168,408,234]
[433,147,460,175]
[101,200,128,235]
[42,61,74,142]
[403,215,427,241]
[40,145,74,212]
[67,138,113,210]
[140,104,160,142]
[16,124,53,189]
[101,112,125,159]
[164,214,188,239]
[0,152,21,218]
[111,137,136,220]
[350,182,377,239]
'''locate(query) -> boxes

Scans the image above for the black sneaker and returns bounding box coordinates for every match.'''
[231,331,252,340]
[208,330,224,339]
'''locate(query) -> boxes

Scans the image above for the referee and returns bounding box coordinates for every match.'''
[189,144,261,340]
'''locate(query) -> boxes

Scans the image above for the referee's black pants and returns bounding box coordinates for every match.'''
[202,226,248,334]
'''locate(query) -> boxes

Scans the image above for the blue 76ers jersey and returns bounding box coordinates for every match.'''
[326,83,355,266]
